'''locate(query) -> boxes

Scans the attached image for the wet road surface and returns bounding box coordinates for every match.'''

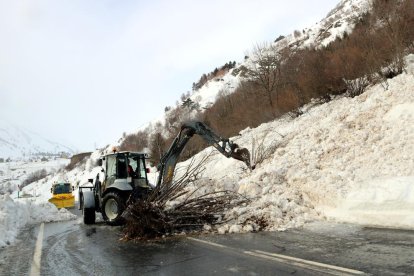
[36,219,322,276]
[0,213,413,275]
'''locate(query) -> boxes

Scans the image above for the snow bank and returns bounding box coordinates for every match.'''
[0,157,80,247]
[176,60,414,233]
[0,194,76,247]
[326,177,414,228]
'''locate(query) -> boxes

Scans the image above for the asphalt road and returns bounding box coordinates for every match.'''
[0,211,413,275]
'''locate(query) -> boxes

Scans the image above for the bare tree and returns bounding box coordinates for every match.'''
[246,42,285,118]
[119,130,149,152]
[122,153,249,240]
[149,132,167,165]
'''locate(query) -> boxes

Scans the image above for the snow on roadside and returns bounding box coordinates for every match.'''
[0,158,81,247]
[0,194,76,247]
[327,177,414,228]
[0,153,102,248]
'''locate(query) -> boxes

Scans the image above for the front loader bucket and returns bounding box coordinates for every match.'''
[230,147,255,170]
[49,194,75,209]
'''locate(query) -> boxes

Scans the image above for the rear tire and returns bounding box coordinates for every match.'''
[83,207,96,224]
[102,192,126,226]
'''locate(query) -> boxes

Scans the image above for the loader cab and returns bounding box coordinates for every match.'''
[80,151,151,226]
[51,182,73,194]
[101,151,150,190]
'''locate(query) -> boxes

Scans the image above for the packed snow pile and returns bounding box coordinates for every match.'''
[328,177,414,228]
[0,158,78,247]
[175,56,414,232]
[0,194,76,247]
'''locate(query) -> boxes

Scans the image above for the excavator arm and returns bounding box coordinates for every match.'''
[156,121,252,187]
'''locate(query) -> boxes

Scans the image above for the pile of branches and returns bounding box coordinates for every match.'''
[122,155,249,240]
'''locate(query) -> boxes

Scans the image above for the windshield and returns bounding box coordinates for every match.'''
[53,183,72,194]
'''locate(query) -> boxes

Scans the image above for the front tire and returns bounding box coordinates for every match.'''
[102,192,126,226]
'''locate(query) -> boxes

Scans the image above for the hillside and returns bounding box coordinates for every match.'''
[175,54,414,232]
[1,0,413,246]
[187,0,372,110]
[0,120,74,160]
[117,0,390,164]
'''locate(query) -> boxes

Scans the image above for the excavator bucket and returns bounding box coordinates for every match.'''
[230,147,255,170]
[48,194,75,209]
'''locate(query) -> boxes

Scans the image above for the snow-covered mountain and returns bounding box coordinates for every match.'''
[188,0,372,111]
[0,121,75,160]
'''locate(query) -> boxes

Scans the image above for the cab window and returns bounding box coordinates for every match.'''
[53,183,71,194]
[128,156,147,179]
[106,155,116,186]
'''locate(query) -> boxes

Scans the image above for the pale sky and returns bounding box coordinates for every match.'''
[0,0,339,152]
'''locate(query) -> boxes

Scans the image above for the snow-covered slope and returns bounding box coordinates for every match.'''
[285,0,372,49]
[175,54,414,232]
[0,158,70,195]
[0,120,75,160]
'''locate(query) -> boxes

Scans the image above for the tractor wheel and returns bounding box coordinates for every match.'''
[102,192,126,226]
[83,207,96,225]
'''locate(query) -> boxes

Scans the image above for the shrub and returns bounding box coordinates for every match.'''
[21,169,48,188]
[66,152,92,171]
[343,76,370,97]
[250,132,281,167]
